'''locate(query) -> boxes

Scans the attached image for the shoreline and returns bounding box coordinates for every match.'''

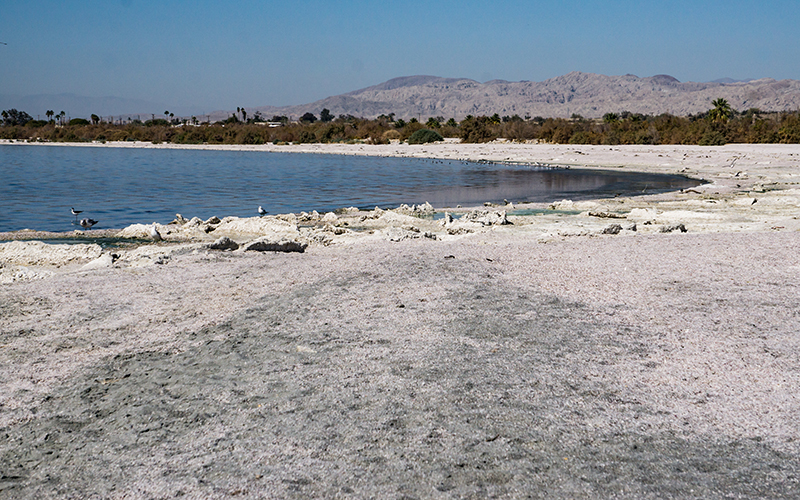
[2,140,800,240]
[3,141,800,497]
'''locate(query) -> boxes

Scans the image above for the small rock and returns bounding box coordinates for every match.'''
[549,200,573,210]
[82,253,115,270]
[172,214,188,225]
[207,236,239,251]
[185,217,204,228]
[659,223,688,233]
[385,227,434,242]
[276,213,297,224]
[463,209,510,226]
[589,211,626,219]
[602,224,622,235]
[395,202,434,217]
[439,212,454,226]
[307,231,333,246]
[205,216,221,225]
[416,201,435,216]
[243,238,307,253]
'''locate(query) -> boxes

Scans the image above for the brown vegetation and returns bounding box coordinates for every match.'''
[3,108,800,145]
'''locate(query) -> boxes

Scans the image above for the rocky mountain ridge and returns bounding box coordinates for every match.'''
[245,71,800,121]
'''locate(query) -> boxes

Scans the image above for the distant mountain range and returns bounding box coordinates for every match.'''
[4,72,800,122]
[242,72,800,121]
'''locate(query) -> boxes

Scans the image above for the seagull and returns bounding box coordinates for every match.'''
[80,218,98,230]
[258,206,267,217]
[149,224,163,241]
[71,207,82,223]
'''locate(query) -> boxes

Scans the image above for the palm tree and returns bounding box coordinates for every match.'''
[46,110,54,122]
[709,98,733,123]
[59,111,65,126]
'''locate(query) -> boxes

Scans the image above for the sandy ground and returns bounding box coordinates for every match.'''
[2,142,800,498]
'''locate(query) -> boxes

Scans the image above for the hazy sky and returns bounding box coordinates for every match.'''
[1,0,798,112]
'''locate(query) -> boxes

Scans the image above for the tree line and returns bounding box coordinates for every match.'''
[2,100,799,145]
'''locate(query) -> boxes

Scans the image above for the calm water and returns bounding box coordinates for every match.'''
[0,145,702,233]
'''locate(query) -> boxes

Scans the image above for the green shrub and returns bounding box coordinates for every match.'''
[297,130,316,143]
[568,131,593,144]
[699,130,726,146]
[68,118,90,126]
[399,121,424,141]
[407,128,444,144]
[459,116,496,143]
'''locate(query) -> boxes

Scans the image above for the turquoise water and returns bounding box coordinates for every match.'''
[0,145,702,233]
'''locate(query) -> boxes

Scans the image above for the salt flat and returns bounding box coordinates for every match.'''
[1,142,800,498]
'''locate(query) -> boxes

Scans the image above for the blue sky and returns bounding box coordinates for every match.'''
[1,0,798,113]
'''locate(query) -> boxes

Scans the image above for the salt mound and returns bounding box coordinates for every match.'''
[117,223,157,239]
[377,211,421,226]
[212,217,300,239]
[0,240,102,267]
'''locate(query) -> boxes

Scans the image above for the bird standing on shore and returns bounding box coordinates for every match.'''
[149,224,163,241]
[71,207,82,223]
[80,218,98,229]
[258,206,267,217]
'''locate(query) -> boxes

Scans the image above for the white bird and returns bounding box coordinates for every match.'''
[258,206,267,217]
[149,224,163,241]
[71,207,82,223]
[80,218,98,229]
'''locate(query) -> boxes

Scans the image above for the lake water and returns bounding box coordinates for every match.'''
[0,145,702,233]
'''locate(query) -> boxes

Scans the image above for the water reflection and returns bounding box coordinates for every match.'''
[416,167,699,208]
[0,146,703,232]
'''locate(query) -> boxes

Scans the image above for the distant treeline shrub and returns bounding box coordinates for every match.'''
[407,128,444,144]
[4,106,800,145]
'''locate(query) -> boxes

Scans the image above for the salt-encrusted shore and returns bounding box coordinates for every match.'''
[2,141,800,498]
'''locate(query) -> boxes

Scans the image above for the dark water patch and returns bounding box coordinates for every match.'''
[416,167,702,208]
[0,145,702,232]
[509,208,585,216]
[0,235,148,249]
[36,237,148,249]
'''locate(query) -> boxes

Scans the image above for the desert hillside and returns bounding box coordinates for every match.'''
[245,72,800,121]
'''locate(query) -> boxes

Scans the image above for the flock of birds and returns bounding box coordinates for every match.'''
[69,205,269,238]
